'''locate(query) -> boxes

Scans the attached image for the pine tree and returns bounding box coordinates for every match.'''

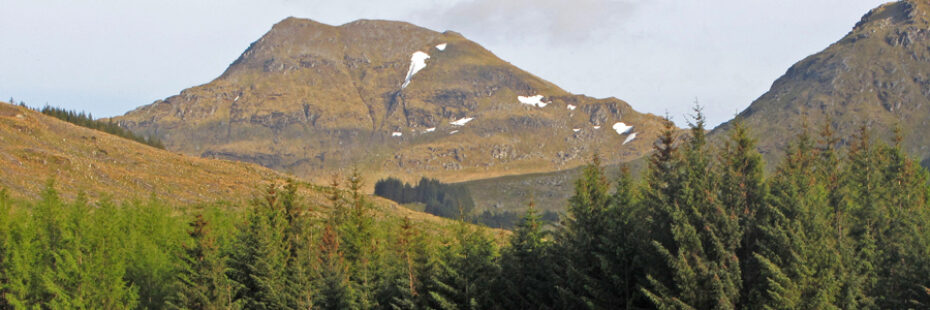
[864,128,930,308]
[278,180,316,309]
[643,111,741,309]
[31,190,140,309]
[496,202,555,309]
[639,116,684,305]
[717,121,766,307]
[384,217,420,310]
[382,216,436,310]
[0,187,41,308]
[123,198,188,309]
[427,221,499,310]
[752,127,843,309]
[169,214,240,310]
[341,168,378,308]
[552,154,614,308]
[316,223,359,310]
[641,115,684,264]
[597,165,646,309]
[227,184,292,309]
[814,123,872,309]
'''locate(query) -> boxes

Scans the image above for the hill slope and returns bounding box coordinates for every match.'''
[114,17,669,185]
[714,0,930,165]
[0,102,492,230]
[0,102,285,203]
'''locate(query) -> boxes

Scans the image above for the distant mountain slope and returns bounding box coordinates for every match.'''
[114,17,669,185]
[713,0,930,166]
[0,102,487,230]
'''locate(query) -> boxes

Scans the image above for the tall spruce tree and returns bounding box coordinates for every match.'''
[643,111,741,309]
[752,127,843,309]
[427,221,498,310]
[169,214,240,310]
[863,129,930,308]
[227,184,293,309]
[553,154,613,308]
[598,165,646,309]
[341,169,378,308]
[383,217,425,310]
[815,123,872,309]
[718,121,766,307]
[496,202,555,309]
[316,223,359,310]
[277,180,316,309]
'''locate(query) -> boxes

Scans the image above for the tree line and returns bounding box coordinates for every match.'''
[39,105,165,149]
[374,177,559,230]
[374,177,475,219]
[2,108,930,309]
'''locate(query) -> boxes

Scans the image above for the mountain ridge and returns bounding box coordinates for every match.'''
[712,0,930,167]
[114,17,670,187]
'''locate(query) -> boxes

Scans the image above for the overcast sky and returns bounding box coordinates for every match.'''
[1,0,885,127]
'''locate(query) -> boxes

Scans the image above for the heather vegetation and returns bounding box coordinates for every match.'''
[3,110,930,309]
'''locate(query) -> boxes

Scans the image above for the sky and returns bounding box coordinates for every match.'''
[1,0,886,127]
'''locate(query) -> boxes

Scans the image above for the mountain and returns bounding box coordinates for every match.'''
[714,0,930,166]
[114,17,669,186]
[463,0,930,214]
[0,102,482,229]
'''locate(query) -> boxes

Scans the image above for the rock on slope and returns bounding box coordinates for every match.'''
[714,0,930,167]
[115,17,669,185]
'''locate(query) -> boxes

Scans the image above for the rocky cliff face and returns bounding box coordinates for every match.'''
[713,0,930,167]
[116,17,668,184]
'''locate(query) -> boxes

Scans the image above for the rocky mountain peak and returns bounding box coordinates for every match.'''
[116,17,668,186]
[854,0,930,31]
[716,0,930,168]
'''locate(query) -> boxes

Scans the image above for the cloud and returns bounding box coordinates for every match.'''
[416,0,637,44]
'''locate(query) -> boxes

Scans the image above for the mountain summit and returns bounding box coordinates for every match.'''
[116,17,667,184]
[715,0,930,166]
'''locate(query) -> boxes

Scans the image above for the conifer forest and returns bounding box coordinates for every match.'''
[2,112,930,309]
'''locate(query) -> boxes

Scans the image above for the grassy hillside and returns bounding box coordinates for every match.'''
[0,102,280,203]
[0,101,508,235]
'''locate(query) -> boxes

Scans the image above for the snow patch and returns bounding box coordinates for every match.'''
[612,122,632,135]
[435,43,447,51]
[623,133,637,145]
[518,95,548,108]
[424,127,436,133]
[450,130,459,134]
[567,104,576,111]
[401,51,430,88]
[573,128,581,132]
[234,95,240,102]
[450,117,473,126]
[392,132,403,137]
[593,126,601,130]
